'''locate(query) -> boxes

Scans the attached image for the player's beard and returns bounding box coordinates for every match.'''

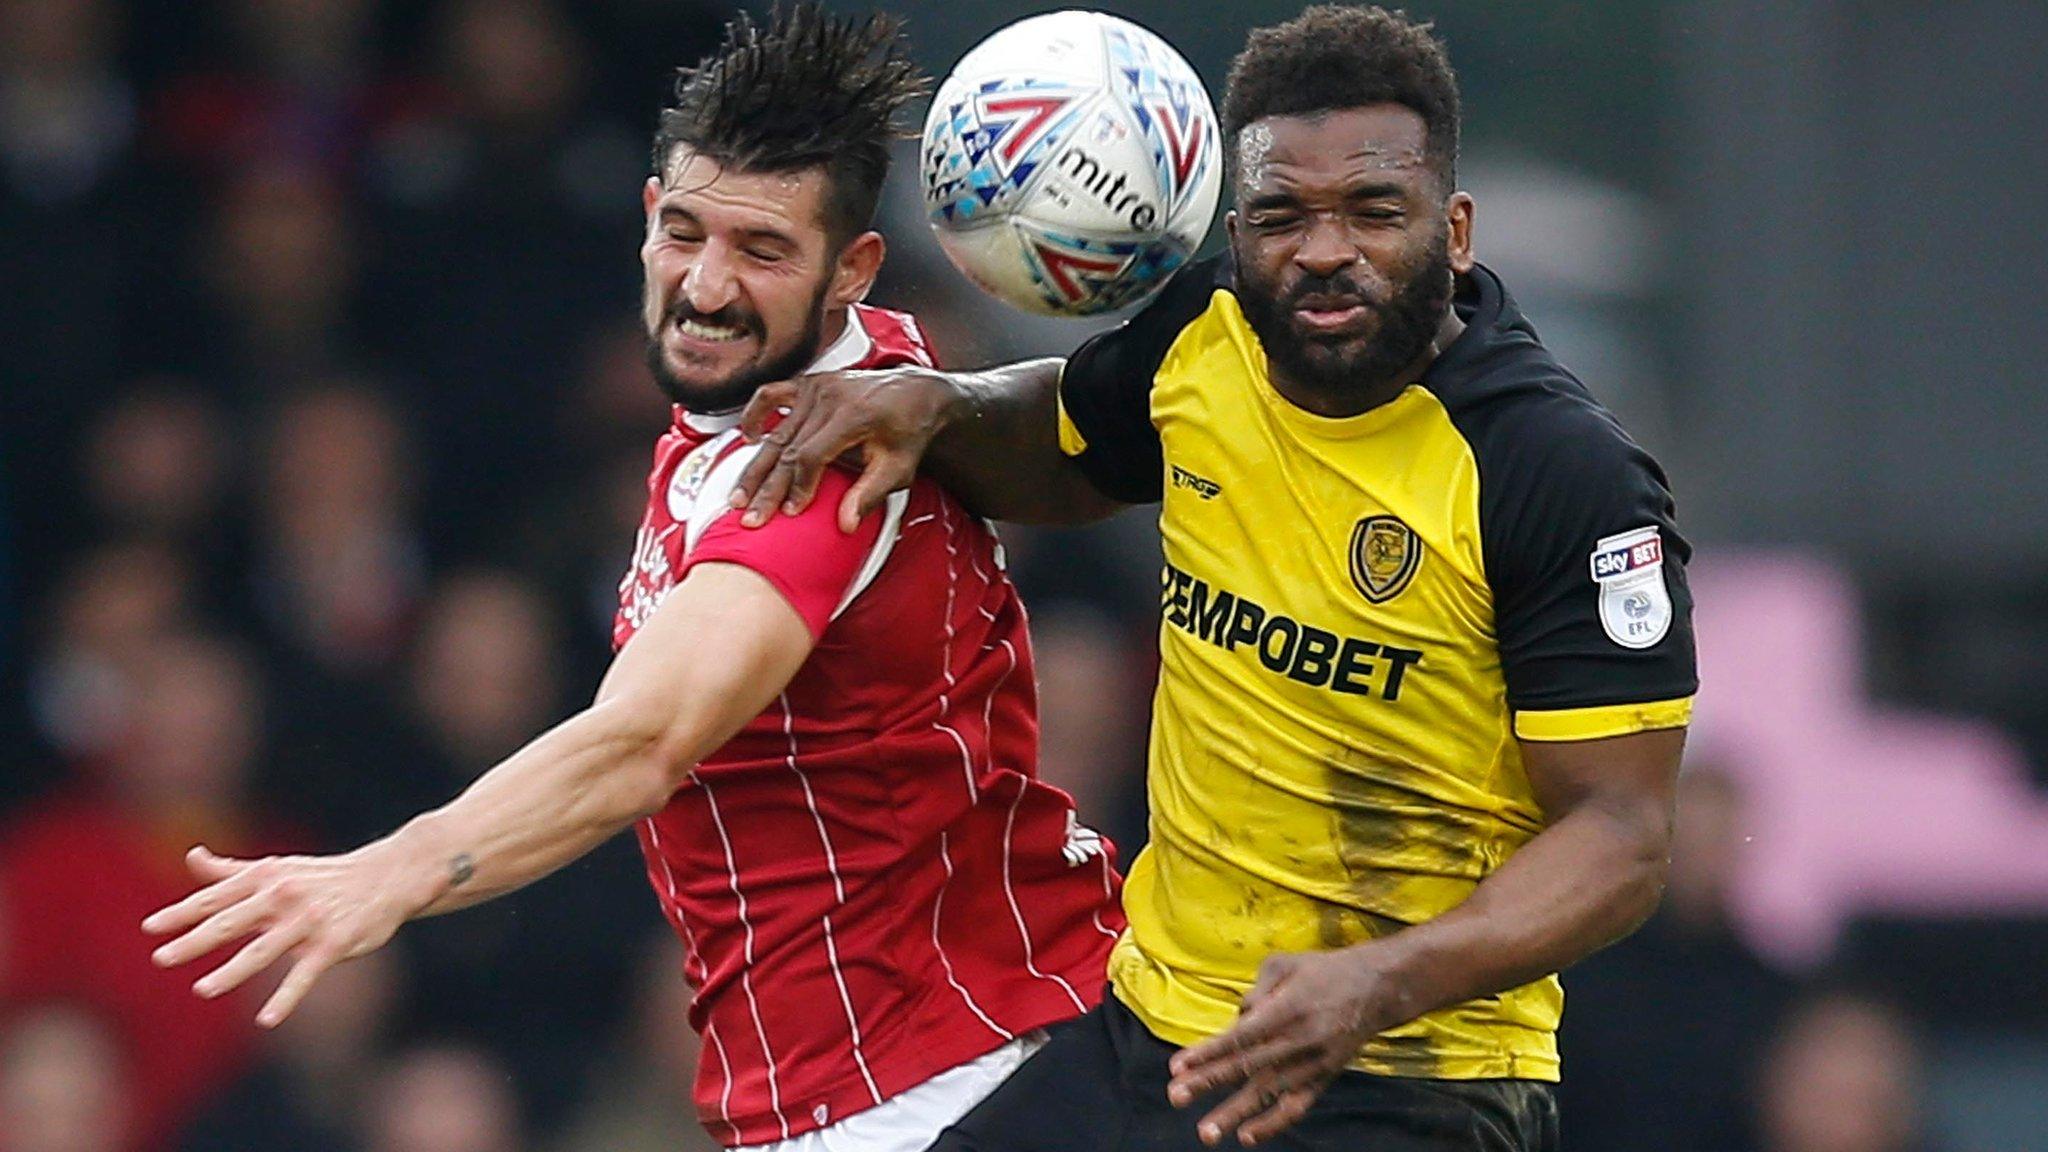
[644,284,829,415]
[1233,229,1454,408]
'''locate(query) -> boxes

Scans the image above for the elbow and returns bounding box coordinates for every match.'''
[1611,813,1674,939]
[1615,856,1668,938]
[592,694,703,817]
[634,724,704,815]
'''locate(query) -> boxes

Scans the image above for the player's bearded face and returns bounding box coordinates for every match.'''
[1227,107,1458,403]
[1232,224,1453,397]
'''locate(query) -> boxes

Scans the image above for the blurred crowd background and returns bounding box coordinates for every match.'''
[2,2,2044,1152]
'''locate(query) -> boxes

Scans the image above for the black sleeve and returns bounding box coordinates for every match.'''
[1056,256,1227,504]
[1471,390,1699,715]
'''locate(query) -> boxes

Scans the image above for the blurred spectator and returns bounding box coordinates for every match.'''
[0,1003,131,1152]
[179,946,404,1152]
[249,381,426,685]
[410,568,565,768]
[27,539,199,764]
[1,632,305,1152]
[0,0,131,204]
[1754,990,1937,1152]
[152,0,425,180]
[552,319,673,472]
[183,163,379,394]
[274,567,552,845]
[365,0,642,557]
[344,570,656,1135]
[365,1043,526,1152]
[550,935,718,1152]
[1029,602,1150,856]
[75,383,245,589]
[0,0,157,570]
[518,319,674,681]
[1560,766,1797,1152]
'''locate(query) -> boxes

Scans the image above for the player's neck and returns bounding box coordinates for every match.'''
[1269,307,1466,419]
[816,306,851,358]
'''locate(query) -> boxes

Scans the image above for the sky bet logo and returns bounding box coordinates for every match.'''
[1591,535,1663,582]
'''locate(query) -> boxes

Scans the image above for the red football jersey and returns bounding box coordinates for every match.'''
[613,304,1123,1146]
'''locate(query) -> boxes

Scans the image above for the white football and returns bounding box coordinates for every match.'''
[920,10,1222,316]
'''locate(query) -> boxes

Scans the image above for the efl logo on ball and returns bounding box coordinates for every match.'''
[921,10,1222,316]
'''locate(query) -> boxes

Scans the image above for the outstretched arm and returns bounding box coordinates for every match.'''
[142,562,813,1027]
[729,359,1125,532]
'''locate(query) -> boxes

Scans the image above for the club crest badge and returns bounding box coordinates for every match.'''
[665,441,723,520]
[1589,526,1674,649]
[1349,516,1422,604]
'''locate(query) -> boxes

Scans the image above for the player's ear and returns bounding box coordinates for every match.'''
[1445,191,1475,274]
[1225,209,1238,247]
[829,230,886,308]
[642,176,661,219]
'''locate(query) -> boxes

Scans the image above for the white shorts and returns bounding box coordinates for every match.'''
[731,1033,1046,1152]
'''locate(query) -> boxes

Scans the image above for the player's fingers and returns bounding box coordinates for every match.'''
[1193,1055,1329,1146]
[256,942,344,1029]
[1169,1000,1295,1083]
[836,452,914,534]
[150,890,274,966]
[1168,1030,1308,1105]
[193,916,310,1000]
[732,385,814,511]
[738,380,803,444]
[185,844,255,882]
[770,401,878,519]
[142,870,260,936]
[1233,1082,1325,1147]
[738,394,831,526]
[1194,1078,1280,1147]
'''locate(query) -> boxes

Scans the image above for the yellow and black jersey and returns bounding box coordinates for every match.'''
[1056,256,1697,1082]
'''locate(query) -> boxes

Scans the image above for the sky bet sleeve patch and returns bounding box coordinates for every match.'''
[1590,526,1674,649]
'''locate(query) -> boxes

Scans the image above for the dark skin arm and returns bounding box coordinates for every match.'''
[1166,725,1686,1147]
[730,358,1124,531]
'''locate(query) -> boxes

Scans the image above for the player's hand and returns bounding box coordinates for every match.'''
[730,367,959,533]
[142,843,432,1029]
[1166,948,1405,1146]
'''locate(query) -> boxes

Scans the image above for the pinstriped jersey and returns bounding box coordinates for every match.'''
[1054,260,1697,1082]
[615,305,1122,1145]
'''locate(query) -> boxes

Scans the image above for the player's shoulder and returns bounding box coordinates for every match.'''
[1118,253,1236,347]
[1422,264,1666,500]
[1065,254,1234,392]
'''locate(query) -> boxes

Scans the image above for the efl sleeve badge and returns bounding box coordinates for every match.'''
[1589,526,1674,649]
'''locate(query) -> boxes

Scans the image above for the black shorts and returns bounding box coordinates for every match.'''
[931,993,1558,1152]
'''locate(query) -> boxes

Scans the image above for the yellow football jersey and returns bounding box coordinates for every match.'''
[1055,259,1696,1081]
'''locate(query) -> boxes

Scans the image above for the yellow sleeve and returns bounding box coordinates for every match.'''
[1513,696,1694,742]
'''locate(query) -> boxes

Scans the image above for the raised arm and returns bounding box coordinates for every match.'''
[729,358,1124,531]
[141,561,812,1028]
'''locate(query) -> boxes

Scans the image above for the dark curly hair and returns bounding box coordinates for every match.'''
[651,4,928,244]
[1221,5,1461,191]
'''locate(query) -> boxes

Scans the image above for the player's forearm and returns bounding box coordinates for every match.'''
[1361,796,1671,1023]
[927,358,1122,525]
[372,696,692,918]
